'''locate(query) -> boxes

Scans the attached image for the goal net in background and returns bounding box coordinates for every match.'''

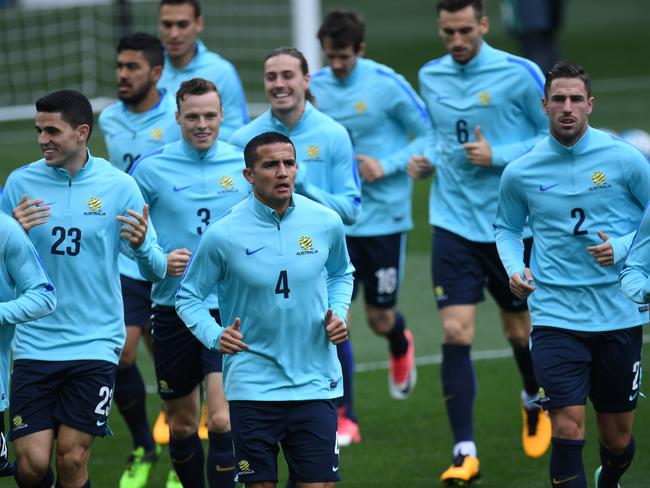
[0,0,319,122]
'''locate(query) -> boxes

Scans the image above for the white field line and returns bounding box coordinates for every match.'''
[145,333,650,392]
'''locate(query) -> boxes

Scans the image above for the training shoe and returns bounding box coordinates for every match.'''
[153,410,170,446]
[440,454,480,485]
[337,409,361,447]
[119,445,161,488]
[166,469,182,488]
[594,466,621,488]
[388,329,417,400]
[198,402,209,441]
[0,460,15,477]
[521,406,551,458]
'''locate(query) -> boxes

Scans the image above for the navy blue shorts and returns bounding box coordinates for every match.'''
[347,233,406,308]
[120,275,153,329]
[431,227,532,311]
[152,305,222,400]
[531,326,643,412]
[229,399,339,484]
[9,359,117,440]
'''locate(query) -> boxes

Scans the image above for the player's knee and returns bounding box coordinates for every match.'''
[55,444,90,477]
[206,407,230,433]
[168,416,198,439]
[552,415,584,440]
[442,319,473,344]
[600,432,633,454]
[366,307,394,335]
[15,453,50,485]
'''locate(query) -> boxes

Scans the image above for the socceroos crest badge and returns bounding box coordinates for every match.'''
[84,197,106,216]
[296,235,318,255]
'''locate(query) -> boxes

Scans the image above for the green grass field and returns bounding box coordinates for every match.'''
[1,0,650,486]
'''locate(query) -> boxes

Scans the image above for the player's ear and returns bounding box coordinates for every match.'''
[77,124,90,143]
[151,65,163,83]
[243,166,254,184]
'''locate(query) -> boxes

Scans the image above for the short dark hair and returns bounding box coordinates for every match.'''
[436,0,484,18]
[264,47,314,103]
[544,60,592,97]
[159,0,201,18]
[117,32,164,68]
[35,90,94,137]
[244,132,296,169]
[317,10,365,52]
[175,77,221,111]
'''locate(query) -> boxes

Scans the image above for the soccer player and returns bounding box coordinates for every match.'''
[229,49,360,448]
[0,212,56,478]
[176,131,354,488]
[1,89,166,488]
[496,60,650,488]
[310,9,430,444]
[129,77,249,488]
[158,0,248,141]
[98,31,181,488]
[407,0,549,482]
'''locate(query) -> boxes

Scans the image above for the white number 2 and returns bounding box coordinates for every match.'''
[632,361,641,390]
[94,386,114,416]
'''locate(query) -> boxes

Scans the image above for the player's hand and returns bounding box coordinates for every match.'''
[510,268,536,299]
[324,308,348,344]
[220,317,249,354]
[166,248,192,276]
[407,155,434,179]
[117,204,149,249]
[587,231,614,267]
[464,126,493,167]
[356,154,384,182]
[13,194,50,233]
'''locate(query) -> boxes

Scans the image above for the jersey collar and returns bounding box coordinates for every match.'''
[548,125,593,155]
[179,137,219,161]
[249,192,296,224]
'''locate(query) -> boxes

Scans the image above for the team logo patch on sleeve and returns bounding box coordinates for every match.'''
[296,235,318,255]
[589,171,611,191]
[84,197,106,216]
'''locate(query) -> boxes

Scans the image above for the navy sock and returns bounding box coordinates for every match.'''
[336,341,356,421]
[16,466,53,488]
[207,431,235,488]
[599,437,635,488]
[114,364,155,451]
[550,437,586,487]
[441,344,475,443]
[511,343,539,396]
[170,433,205,488]
[386,311,408,357]
[56,480,90,488]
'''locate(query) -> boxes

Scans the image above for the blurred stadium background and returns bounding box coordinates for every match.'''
[0,0,649,486]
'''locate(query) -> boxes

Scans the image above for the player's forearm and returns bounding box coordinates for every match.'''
[0,287,56,326]
[609,232,636,265]
[619,266,650,304]
[176,294,223,350]
[132,240,167,281]
[298,183,360,225]
[495,226,527,278]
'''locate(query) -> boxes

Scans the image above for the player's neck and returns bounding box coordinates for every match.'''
[128,89,161,114]
[272,104,305,132]
[169,45,197,69]
[63,148,90,177]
